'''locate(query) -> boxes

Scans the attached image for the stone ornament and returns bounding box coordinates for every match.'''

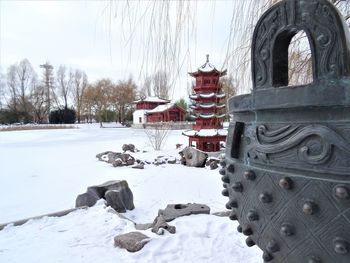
[223,0,350,262]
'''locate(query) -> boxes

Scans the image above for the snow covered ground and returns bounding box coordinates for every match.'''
[0,124,262,262]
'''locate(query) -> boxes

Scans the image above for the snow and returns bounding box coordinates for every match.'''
[0,124,262,262]
[189,93,226,99]
[198,61,216,72]
[183,129,228,137]
[190,103,225,109]
[146,103,175,113]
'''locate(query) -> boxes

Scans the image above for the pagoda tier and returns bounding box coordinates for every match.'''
[183,55,227,152]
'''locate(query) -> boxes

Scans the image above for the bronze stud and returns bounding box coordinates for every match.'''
[221,189,229,197]
[247,211,259,221]
[266,239,279,253]
[219,168,226,176]
[220,160,226,167]
[232,182,243,192]
[333,238,349,255]
[279,177,293,189]
[226,199,238,208]
[308,257,321,263]
[221,175,230,184]
[229,212,237,221]
[259,192,272,203]
[303,201,317,215]
[262,252,273,262]
[335,185,349,200]
[222,183,227,188]
[237,225,242,233]
[280,223,294,236]
[246,237,255,247]
[227,164,235,173]
[244,170,256,180]
[243,227,252,236]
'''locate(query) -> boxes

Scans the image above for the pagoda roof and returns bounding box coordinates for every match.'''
[189,92,226,100]
[190,113,226,119]
[183,129,228,137]
[189,55,227,77]
[190,102,225,110]
[134,96,170,104]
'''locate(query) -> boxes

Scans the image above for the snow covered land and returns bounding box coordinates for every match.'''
[0,124,262,262]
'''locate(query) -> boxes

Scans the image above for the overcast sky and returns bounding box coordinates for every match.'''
[0,0,237,101]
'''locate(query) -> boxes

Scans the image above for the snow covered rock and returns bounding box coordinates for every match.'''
[96,151,135,167]
[132,163,144,169]
[114,231,150,252]
[122,144,136,153]
[75,180,134,213]
[158,203,210,222]
[151,215,176,235]
[179,146,208,167]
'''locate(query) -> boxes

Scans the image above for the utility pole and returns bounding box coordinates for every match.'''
[40,62,53,123]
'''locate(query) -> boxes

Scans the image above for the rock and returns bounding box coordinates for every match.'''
[75,192,99,208]
[105,188,135,213]
[209,161,219,170]
[151,215,176,235]
[114,232,150,252]
[122,144,135,153]
[158,203,210,222]
[107,152,121,163]
[75,180,135,213]
[167,157,177,164]
[96,151,114,162]
[135,223,153,231]
[112,159,123,167]
[212,211,231,217]
[176,143,182,149]
[179,146,208,167]
[132,163,144,169]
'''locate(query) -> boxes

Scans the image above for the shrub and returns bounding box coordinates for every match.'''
[49,107,76,124]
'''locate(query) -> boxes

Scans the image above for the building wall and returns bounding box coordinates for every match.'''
[133,110,147,124]
[146,108,185,123]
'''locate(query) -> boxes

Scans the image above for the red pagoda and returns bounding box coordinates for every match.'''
[183,55,227,152]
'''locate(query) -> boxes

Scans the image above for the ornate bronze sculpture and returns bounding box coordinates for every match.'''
[221,0,350,262]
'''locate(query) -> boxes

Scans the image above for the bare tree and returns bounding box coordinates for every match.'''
[144,123,171,151]
[0,67,5,109]
[56,65,73,109]
[30,84,47,124]
[152,70,170,99]
[85,79,113,127]
[111,77,137,123]
[72,69,88,123]
[139,76,152,99]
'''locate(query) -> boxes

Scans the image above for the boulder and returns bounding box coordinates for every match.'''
[132,163,144,169]
[75,180,134,213]
[114,232,150,252]
[151,215,176,235]
[179,147,208,167]
[158,203,210,222]
[122,144,135,153]
[112,159,123,167]
[96,151,114,162]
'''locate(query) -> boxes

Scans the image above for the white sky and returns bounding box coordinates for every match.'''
[0,0,236,101]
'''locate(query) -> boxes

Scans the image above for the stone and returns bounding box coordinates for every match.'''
[122,144,135,153]
[151,215,176,235]
[176,143,182,149]
[224,0,350,262]
[96,151,114,162]
[179,146,208,167]
[135,223,153,231]
[212,211,231,217]
[75,180,134,212]
[158,203,210,222]
[112,159,123,167]
[132,163,144,169]
[114,232,150,252]
[167,157,177,164]
[105,189,135,213]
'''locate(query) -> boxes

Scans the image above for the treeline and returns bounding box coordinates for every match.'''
[0,59,139,125]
